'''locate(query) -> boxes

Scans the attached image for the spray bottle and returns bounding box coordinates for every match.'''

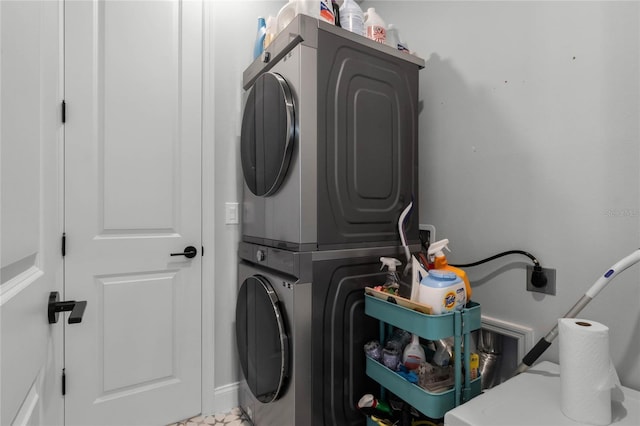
[380,257,401,294]
[402,334,426,370]
[427,239,472,300]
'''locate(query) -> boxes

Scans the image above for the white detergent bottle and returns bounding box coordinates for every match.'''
[339,0,364,36]
[363,8,386,44]
[402,334,426,370]
[419,270,466,315]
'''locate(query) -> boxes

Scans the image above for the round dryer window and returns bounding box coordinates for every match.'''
[235,275,289,403]
[241,72,295,196]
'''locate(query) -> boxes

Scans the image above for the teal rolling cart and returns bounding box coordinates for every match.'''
[364,294,482,422]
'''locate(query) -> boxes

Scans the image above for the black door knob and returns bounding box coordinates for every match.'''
[48,291,87,324]
[170,246,198,259]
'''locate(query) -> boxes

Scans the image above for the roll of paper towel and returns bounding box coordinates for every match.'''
[559,318,620,426]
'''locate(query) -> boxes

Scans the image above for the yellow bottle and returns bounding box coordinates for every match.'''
[428,239,472,300]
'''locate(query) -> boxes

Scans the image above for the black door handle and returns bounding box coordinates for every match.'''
[170,246,197,259]
[48,291,87,324]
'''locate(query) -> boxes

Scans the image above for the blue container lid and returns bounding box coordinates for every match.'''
[421,270,461,288]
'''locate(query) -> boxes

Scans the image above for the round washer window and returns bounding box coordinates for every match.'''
[241,72,295,197]
[235,275,289,403]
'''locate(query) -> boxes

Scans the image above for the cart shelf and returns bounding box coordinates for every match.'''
[364,294,482,420]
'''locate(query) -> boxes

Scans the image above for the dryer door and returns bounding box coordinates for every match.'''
[241,72,295,197]
[235,275,289,403]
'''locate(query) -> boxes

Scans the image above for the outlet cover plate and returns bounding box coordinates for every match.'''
[526,266,556,295]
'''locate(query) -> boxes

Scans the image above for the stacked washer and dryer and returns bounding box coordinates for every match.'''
[235,15,425,426]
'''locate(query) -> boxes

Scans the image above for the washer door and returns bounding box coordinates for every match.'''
[241,72,295,197]
[235,275,289,403]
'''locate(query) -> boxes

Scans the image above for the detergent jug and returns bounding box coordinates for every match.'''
[418,270,466,315]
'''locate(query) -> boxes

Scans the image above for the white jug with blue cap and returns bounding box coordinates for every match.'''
[418,270,467,315]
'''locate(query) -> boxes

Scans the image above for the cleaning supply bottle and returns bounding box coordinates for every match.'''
[319,0,335,24]
[363,8,386,44]
[380,257,401,294]
[339,0,364,36]
[386,24,399,49]
[331,0,341,27]
[402,334,426,370]
[418,270,466,315]
[253,17,266,60]
[263,16,276,49]
[432,339,452,366]
[427,239,472,300]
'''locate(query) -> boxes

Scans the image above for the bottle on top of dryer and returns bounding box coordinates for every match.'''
[339,0,365,36]
[279,1,335,25]
[386,24,399,49]
[363,8,386,44]
[253,17,267,60]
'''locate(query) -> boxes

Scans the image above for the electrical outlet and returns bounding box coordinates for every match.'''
[526,266,556,295]
[419,224,436,243]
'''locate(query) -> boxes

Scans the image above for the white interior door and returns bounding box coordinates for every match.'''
[0,1,64,425]
[64,1,203,424]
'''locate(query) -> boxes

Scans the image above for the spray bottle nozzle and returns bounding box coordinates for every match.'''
[379,257,402,292]
[426,238,451,259]
[380,257,402,272]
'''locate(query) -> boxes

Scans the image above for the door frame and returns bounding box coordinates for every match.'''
[201,0,216,416]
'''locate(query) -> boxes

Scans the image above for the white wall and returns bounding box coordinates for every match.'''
[210,0,287,395]
[365,0,640,388]
[210,0,640,396]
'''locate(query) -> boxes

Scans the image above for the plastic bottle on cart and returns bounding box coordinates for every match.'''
[363,8,386,44]
[419,270,467,315]
[427,239,472,300]
[402,334,426,370]
[380,257,401,293]
[253,17,266,60]
[339,0,364,36]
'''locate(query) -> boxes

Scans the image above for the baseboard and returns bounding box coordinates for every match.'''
[207,382,239,415]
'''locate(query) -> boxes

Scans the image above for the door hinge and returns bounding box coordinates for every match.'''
[61,100,66,123]
[202,246,204,256]
[62,368,66,395]
[62,233,66,257]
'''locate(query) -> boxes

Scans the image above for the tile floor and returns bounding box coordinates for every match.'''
[170,407,251,426]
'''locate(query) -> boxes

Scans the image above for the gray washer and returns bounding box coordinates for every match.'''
[236,260,312,426]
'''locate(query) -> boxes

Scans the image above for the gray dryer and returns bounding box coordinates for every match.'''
[240,15,425,251]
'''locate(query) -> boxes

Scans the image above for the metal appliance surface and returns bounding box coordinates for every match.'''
[236,242,418,426]
[236,258,312,426]
[240,15,424,251]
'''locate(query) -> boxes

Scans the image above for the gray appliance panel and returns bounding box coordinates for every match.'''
[317,29,420,248]
[236,243,417,425]
[237,261,312,426]
[241,43,319,251]
[241,24,422,251]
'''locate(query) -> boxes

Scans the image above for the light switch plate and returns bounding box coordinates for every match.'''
[225,202,239,225]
